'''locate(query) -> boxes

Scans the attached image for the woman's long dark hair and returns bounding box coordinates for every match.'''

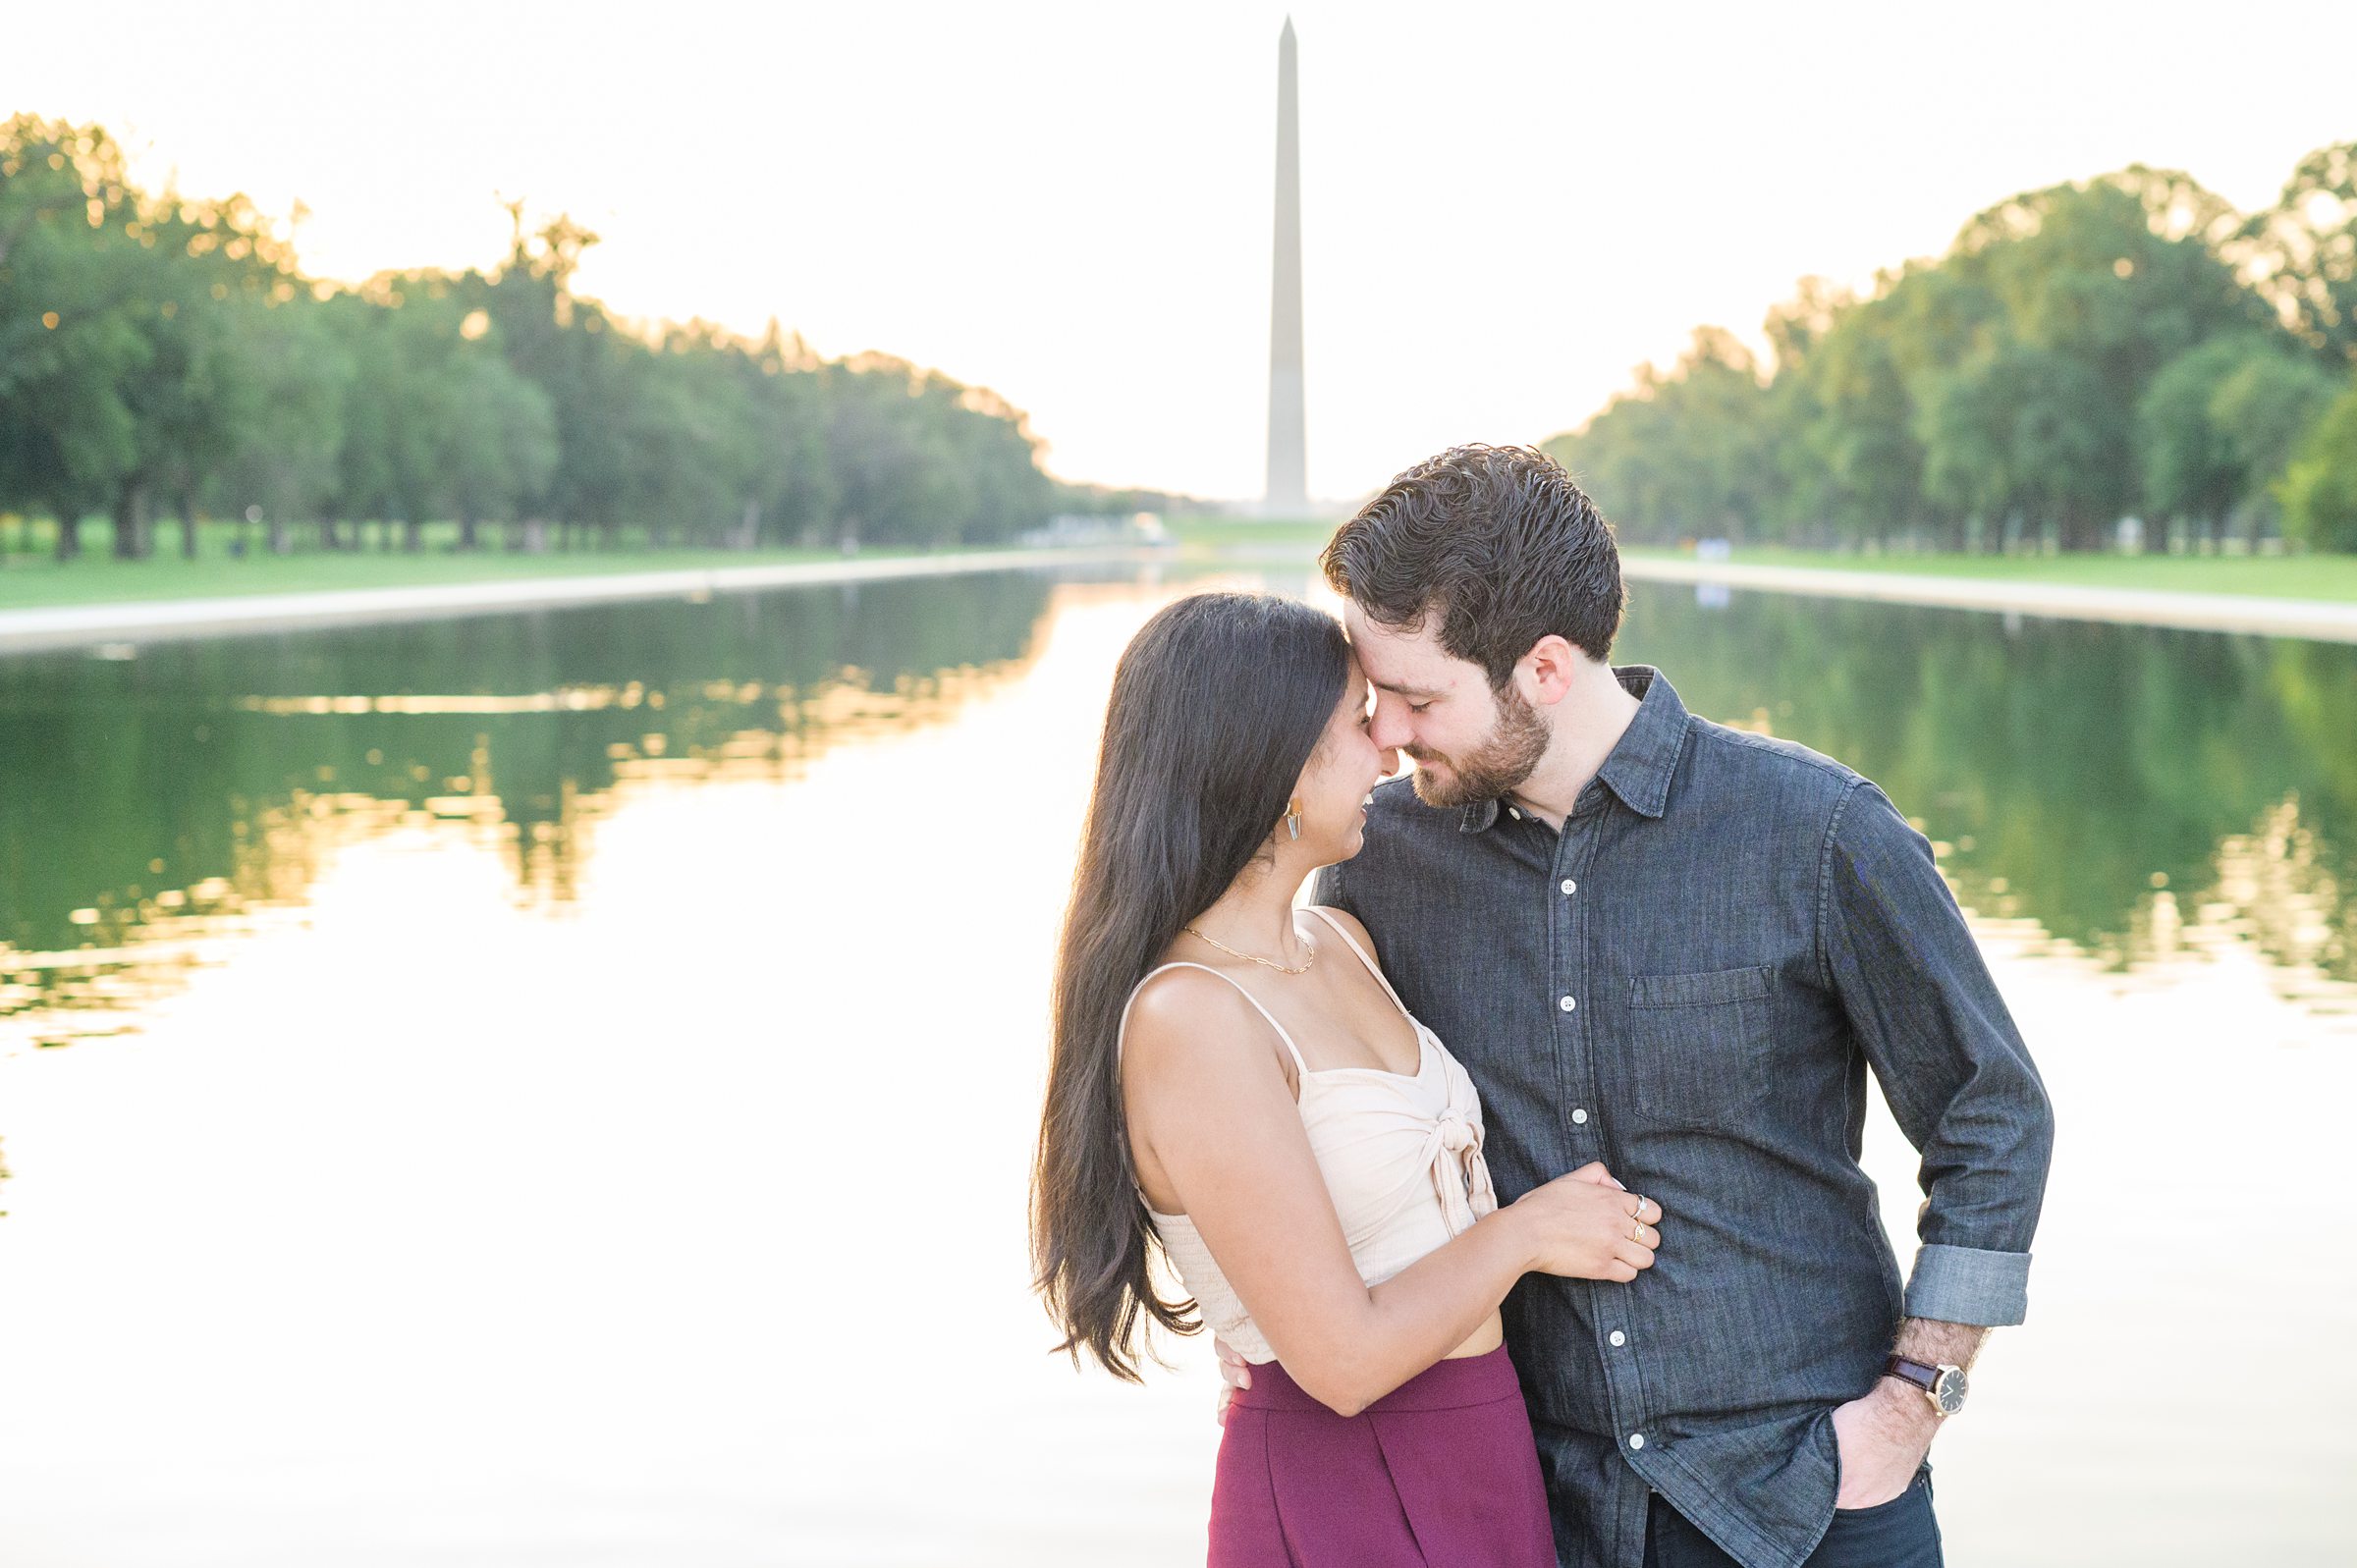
[1032,591,1350,1379]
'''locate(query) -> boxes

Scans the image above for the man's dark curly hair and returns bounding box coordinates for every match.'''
[1319,444,1624,684]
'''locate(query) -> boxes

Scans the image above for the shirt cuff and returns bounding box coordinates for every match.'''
[1903,1243,2032,1326]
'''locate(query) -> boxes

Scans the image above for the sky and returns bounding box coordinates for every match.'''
[10,1,2354,502]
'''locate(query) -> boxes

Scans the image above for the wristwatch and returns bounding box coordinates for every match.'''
[1884,1356,1968,1417]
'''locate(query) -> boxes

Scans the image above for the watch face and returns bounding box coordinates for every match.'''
[1934,1367,1969,1415]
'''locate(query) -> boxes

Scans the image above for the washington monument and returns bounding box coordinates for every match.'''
[1264,18,1307,514]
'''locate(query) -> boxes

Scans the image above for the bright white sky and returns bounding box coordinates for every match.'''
[12,1,2353,501]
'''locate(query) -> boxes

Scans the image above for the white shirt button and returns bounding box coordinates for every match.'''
[1609,1329,1626,1347]
[1571,1108,1589,1125]
[1562,879,1577,894]
[1627,1433,1646,1450]
[1559,995,1576,1012]
[1508,807,1522,820]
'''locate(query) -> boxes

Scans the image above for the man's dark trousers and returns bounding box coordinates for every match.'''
[1641,1469,1943,1568]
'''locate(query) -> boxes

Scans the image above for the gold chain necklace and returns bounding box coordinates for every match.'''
[1182,923,1317,975]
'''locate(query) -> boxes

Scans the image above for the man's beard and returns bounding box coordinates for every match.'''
[1405,682,1551,809]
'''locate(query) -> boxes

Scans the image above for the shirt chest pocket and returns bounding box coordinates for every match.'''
[1623,966,1775,1134]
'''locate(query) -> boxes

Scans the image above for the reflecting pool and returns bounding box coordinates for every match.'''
[0,568,2348,1566]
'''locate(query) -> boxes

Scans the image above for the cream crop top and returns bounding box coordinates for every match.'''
[1115,906,1499,1365]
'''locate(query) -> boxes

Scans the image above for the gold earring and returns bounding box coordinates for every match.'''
[1286,797,1302,840]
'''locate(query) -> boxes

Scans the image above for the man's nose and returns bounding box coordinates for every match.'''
[1369,705,1412,753]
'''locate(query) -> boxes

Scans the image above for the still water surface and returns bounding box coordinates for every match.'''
[1,567,2350,1565]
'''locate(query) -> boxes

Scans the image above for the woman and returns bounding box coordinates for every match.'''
[1032,592,1665,1566]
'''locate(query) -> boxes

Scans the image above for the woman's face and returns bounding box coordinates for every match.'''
[1291,654,1399,862]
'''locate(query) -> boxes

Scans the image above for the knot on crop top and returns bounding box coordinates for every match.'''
[1114,906,1500,1365]
[1429,1108,1497,1231]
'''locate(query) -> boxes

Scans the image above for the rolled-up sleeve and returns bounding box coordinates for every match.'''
[1820,781,2055,1326]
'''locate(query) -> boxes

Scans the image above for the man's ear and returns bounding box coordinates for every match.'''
[1522,634,1582,705]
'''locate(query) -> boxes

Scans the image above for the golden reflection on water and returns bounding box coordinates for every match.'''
[1945,795,2356,1024]
[1,801,329,1056]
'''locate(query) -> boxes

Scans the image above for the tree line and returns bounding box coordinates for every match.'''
[0,115,1111,562]
[1547,144,2357,553]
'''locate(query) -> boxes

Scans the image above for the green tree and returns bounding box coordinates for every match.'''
[1781,278,1941,548]
[1548,328,1776,544]
[1932,169,2268,549]
[825,355,971,549]
[2240,141,2357,366]
[615,331,759,549]
[2135,333,2336,543]
[207,291,350,553]
[0,116,148,559]
[444,339,558,550]
[464,213,643,549]
[1917,340,2114,549]
[2277,379,2357,551]
[744,324,840,547]
[110,191,300,558]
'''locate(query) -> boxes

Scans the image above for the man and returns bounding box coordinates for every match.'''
[1236,444,2054,1568]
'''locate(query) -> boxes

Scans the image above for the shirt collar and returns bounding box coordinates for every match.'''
[1457,665,1689,832]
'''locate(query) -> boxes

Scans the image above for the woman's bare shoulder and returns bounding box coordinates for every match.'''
[1122,965,1288,1087]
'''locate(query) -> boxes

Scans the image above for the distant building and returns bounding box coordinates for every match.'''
[1021,514,1174,550]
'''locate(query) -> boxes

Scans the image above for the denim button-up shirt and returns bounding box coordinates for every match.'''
[1312,666,2053,1568]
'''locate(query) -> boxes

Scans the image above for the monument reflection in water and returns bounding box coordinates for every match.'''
[0,568,2348,1566]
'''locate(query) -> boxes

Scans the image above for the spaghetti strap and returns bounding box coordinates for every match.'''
[1117,960,1311,1076]
[1299,905,1415,1023]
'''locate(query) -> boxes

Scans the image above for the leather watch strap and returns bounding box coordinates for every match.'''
[1884,1355,1940,1392]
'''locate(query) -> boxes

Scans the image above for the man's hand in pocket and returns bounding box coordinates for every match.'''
[1830,1380,1936,1508]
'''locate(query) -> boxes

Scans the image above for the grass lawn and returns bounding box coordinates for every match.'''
[1622,546,2357,604]
[1166,514,1337,554]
